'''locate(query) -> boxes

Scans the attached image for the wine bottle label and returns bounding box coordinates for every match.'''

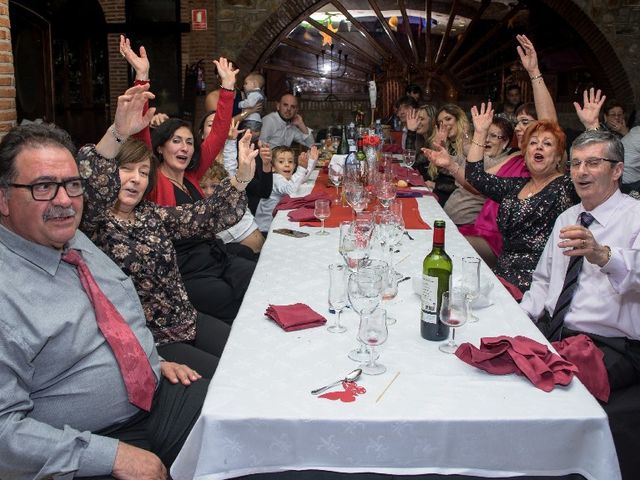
[421,274,438,320]
[421,309,437,325]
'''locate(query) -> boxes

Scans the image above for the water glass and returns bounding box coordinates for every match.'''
[403,149,416,168]
[462,257,481,323]
[327,264,348,333]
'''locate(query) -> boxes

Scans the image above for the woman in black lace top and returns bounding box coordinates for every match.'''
[426,102,579,293]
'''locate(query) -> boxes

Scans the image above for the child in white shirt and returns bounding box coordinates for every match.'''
[255,145,318,233]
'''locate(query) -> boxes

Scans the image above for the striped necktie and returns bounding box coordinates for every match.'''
[547,212,595,341]
[62,249,156,411]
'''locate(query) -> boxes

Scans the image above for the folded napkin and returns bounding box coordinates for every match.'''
[455,335,579,392]
[265,303,327,332]
[273,191,332,215]
[396,189,424,198]
[392,165,426,186]
[552,334,610,402]
[287,207,317,222]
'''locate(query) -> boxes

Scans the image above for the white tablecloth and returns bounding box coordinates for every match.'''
[171,174,620,480]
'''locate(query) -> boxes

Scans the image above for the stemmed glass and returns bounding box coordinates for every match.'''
[375,179,397,209]
[345,183,368,215]
[327,264,348,333]
[314,199,331,236]
[339,221,369,272]
[381,268,401,326]
[328,164,343,205]
[462,257,481,323]
[439,290,468,354]
[347,269,382,362]
[358,308,388,375]
[403,149,416,168]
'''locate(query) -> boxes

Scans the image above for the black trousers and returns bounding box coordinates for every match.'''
[558,327,640,480]
[184,255,256,323]
[77,376,208,479]
[156,312,230,379]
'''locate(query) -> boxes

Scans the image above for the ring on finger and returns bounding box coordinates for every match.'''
[581,239,586,248]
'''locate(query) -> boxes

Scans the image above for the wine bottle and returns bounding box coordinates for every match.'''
[355,137,368,183]
[421,220,452,341]
[338,125,349,155]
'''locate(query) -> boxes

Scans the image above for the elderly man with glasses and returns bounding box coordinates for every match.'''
[520,129,640,476]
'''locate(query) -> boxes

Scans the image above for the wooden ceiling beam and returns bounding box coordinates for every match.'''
[455,40,515,77]
[449,2,525,74]
[331,0,392,62]
[434,0,459,66]
[424,0,434,67]
[367,0,412,68]
[438,0,490,73]
[398,0,420,64]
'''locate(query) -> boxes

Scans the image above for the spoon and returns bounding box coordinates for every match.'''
[311,368,362,395]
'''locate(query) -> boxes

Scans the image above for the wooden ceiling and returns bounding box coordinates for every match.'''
[259,0,612,107]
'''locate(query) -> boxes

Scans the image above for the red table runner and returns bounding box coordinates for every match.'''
[300,170,431,230]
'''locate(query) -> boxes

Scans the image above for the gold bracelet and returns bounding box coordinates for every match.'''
[471,139,484,148]
[235,174,251,184]
[530,74,543,81]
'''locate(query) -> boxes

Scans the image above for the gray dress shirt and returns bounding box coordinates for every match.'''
[259,111,314,148]
[0,225,161,479]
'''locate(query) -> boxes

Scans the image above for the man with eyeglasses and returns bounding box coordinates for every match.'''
[521,129,640,475]
[0,89,207,479]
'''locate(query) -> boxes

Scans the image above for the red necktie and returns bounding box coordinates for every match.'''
[62,249,156,411]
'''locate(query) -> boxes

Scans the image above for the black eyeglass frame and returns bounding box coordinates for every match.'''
[569,157,620,169]
[9,178,85,201]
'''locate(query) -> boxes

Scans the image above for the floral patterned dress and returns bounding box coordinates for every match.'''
[78,145,247,345]
[466,159,579,292]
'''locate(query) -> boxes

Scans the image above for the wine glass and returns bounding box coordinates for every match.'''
[347,270,382,362]
[358,308,388,375]
[327,264,348,333]
[339,221,368,272]
[375,179,397,209]
[381,268,402,326]
[462,257,481,323]
[439,290,468,354]
[345,183,367,215]
[314,199,331,236]
[403,149,416,168]
[328,164,343,204]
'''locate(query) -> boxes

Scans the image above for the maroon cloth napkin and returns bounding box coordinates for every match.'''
[265,303,327,332]
[552,334,610,402]
[287,207,317,222]
[272,192,331,215]
[392,165,426,186]
[455,335,579,392]
[497,276,524,301]
[382,144,403,154]
[396,189,424,198]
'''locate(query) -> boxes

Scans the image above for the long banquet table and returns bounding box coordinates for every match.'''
[171,171,620,480]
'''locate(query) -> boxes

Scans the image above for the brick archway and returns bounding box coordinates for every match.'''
[236,0,634,108]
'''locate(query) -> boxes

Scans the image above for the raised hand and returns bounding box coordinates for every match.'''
[470,102,494,134]
[113,84,156,137]
[308,145,319,162]
[422,143,454,169]
[432,123,448,148]
[405,108,419,131]
[516,34,539,75]
[297,151,309,169]
[573,88,605,130]
[236,130,258,184]
[150,112,169,128]
[213,57,239,91]
[119,35,149,81]
[228,118,243,140]
[258,140,272,172]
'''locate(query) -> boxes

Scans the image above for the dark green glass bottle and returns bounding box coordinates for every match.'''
[421,220,452,341]
[338,125,349,155]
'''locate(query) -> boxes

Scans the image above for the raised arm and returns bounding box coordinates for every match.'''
[195,57,239,179]
[516,34,557,123]
[120,35,153,148]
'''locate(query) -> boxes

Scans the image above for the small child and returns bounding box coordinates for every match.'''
[199,164,265,256]
[238,72,265,134]
[254,145,318,233]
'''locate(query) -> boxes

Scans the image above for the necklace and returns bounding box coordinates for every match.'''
[522,175,559,199]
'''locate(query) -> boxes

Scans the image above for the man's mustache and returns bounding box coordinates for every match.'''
[43,206,77,222]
